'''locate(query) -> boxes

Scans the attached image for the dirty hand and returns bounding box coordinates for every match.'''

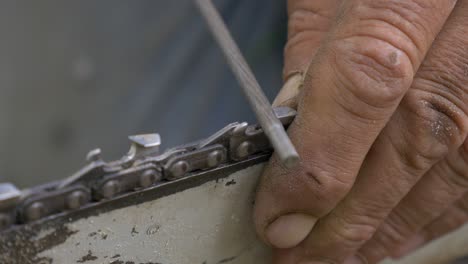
[254,0,468,263]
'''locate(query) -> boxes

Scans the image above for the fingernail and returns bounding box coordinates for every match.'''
[265,213,317,249]
[272,73,302,108]
[343,255,365,264]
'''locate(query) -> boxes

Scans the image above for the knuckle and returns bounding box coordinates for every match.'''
[415,57,468,136]
[417,93,467,143]
[344,0,426,62]
[326,0,449,110]
[393,88,468,171]
[329,35,413,110]
[350,0,446,61]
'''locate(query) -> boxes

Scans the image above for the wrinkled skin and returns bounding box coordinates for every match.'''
[254,0,468,263]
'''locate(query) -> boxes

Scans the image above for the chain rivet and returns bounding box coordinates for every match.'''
[236,141,253,159]
[25,202,46,222]
[207,150,223,168]
[140,169,160,188]
[66,190,88,210]
[101,180,120,199]
[169,161,189,179]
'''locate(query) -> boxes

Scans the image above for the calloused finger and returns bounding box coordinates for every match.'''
[255,0,456,255]
[293,1,465,263]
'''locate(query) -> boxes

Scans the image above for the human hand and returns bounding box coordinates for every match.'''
[254,0,468,263]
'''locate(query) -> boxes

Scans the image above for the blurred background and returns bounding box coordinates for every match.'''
[0,0,286,188]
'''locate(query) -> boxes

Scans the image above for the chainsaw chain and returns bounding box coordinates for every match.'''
[0,107,296,231]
